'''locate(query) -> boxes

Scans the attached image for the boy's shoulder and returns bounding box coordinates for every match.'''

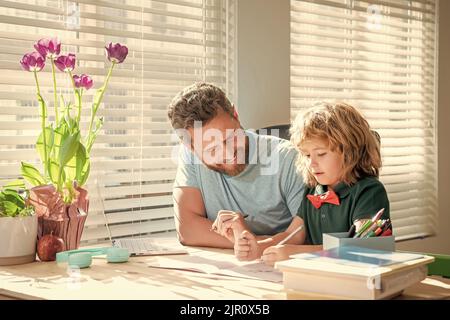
[350,176,387,195]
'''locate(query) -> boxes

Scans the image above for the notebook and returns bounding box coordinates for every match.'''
[290,245,424,267]
[112,237,188,256]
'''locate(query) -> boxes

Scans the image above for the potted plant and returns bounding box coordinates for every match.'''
[18,38,128,252]
[0,180,37,265]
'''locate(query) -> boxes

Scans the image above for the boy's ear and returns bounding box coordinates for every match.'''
[232,104,239,120]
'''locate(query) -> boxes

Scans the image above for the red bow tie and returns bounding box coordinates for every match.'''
[307,190,340,209]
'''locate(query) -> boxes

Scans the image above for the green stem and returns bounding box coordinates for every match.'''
[67,70,80,121]
[77,88,84,124]
[88,62,115,135]
[57,166,63,193]
[50,59,59,126]
[34,70,48,180]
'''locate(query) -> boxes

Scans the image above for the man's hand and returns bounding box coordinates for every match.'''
[234,230,262,261]
[211,210,248,243]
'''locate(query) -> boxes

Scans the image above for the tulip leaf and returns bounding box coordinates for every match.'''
[58,129,80,168]
[76,144,89,184]
[64,142,89,185]
[52,121,69,162]
[3,179,26,191]
[20,162,46,186]
[78,159,90,186]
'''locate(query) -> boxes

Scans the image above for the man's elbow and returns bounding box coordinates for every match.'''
[176,226,196,246]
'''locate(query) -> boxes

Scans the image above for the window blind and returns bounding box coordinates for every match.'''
[290,0,438,241]
[0,0,236,244]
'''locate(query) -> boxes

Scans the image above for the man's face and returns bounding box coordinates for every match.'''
[187,109,248,176]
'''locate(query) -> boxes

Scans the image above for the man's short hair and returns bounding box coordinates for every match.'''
[167,82,234,130]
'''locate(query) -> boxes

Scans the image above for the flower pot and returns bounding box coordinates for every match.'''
[28,185,89,251]
[0,215,38,266]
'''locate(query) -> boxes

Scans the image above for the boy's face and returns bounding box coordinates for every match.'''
[300,138,343,189]
[187,108,248,176]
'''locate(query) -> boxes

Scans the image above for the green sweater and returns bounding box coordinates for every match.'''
[298,176,390,245]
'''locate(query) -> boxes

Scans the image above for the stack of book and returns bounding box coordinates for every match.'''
[275,246,434,300]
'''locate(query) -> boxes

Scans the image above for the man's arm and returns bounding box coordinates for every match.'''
[173,186,233,248]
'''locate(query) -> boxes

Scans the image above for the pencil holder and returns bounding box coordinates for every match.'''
[323,232,395,252]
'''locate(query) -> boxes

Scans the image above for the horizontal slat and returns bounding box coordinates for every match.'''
[0,31,225,60]
[0,134,176,145]
[291,68,428,84]
[291,101,434,112]
[291,58,430,76]
[291,39,428,61]
[379,172,434,185]
[291,16,426,41]
[98,170,176,184]
[100,183,173,198]
[0,120,172,130]
[383,155,435,166]
[0,0,205,34]
[291,48,427,68]
[103,195,172,211]
[0,146,175,160]
[291,28,434,51]
[0,158,178,174]
[292,79,425,94]
[292,1,436,23]
[81,217,176,241]
[385,181,434,194]
[85,206,174,227]
[387,189,435,203]
[0,15,203,46]
[291,90,427,102]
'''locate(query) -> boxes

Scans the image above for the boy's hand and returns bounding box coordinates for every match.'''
[234,230,262,261]
[354,219,371,232]
[261,245,290,266]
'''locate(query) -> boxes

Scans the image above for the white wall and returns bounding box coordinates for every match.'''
[237,0,290,130]
[236,0,450,254]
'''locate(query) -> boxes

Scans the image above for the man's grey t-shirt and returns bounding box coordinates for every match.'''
[173,130,304,235]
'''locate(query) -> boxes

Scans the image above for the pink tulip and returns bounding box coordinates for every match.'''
[73,74,93,90]
[34,38,61,60]
[105,43,128,64]
[55,54,76,72]
[20,52,45,72]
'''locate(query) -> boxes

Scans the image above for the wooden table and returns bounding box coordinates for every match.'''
[1,246,449,300]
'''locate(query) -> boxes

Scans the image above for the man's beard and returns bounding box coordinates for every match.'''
[204,136,249,177]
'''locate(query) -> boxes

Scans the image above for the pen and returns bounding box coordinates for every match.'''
[360,222,379,238]
[277,224,304,245]
[347,224,356,238]
[371,208,385,222]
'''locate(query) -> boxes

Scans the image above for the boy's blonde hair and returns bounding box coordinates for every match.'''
[290,102,381,187]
